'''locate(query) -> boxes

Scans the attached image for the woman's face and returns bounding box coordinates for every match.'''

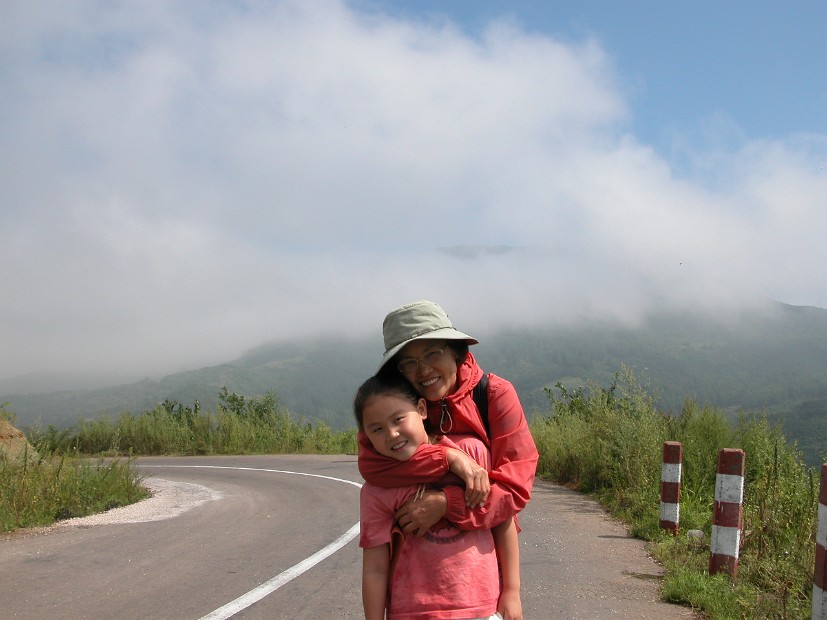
[396,339,459,401]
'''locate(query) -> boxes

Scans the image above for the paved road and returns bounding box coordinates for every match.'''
[0,455,695,619]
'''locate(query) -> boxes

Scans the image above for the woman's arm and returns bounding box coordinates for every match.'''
[393,377,538,534]
[362,544,390,620]
[443,376,539,530]
[445,446,490,508]
[392,443,491,537]
[358,430,449,487]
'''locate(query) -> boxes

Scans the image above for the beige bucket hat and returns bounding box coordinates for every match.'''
[378,300,478,372]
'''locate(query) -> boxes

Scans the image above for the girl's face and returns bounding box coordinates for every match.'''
[396,339,459,401]
[362,393,428,461]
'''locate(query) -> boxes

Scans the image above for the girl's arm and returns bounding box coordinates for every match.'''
[492,518,523,620]
[362,544,390,620]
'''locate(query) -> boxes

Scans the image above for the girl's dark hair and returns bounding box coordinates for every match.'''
[353,374,421,430]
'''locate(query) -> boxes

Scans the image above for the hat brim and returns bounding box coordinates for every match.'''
[377,327,478,373]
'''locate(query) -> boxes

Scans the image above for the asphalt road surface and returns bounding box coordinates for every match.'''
[0,455,696,619]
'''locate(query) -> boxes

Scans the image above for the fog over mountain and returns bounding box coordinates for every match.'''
[1,1,825,386]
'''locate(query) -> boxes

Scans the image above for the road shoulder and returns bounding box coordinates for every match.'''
[519,478,698,619]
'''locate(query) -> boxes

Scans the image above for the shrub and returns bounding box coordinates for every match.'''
[531,367,819,619]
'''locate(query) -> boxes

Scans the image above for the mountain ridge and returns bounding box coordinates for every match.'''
[3,302,826,464]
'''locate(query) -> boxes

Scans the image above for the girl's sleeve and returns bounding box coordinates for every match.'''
[359,485,396,548]
[443,376,539,530]
[357,430,450,487]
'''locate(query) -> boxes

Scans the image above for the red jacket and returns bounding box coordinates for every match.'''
[358,352,539,530]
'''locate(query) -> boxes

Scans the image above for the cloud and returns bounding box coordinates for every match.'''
[1,0,825,382]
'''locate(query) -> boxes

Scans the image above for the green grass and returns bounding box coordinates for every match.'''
[26,388,358,457]
[0,448,148,532]
[530,366,819,619]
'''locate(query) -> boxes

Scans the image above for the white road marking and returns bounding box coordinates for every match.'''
[140,464,362,619]
[199,521,360,620]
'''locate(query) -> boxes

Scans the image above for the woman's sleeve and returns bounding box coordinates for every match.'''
[443,376,539,530]
[357,430,450,487]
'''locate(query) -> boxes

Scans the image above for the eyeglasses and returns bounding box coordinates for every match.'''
[397,346,448,375]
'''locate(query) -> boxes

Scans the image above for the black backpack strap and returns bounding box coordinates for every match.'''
[472,372,490,439]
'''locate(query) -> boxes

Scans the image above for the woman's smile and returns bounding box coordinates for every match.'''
[420,376,440,388]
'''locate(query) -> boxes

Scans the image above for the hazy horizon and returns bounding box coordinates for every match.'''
[2,1,825,385]
[1,298,820,398]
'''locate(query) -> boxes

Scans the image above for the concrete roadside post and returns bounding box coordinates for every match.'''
[659,441,682,536]
[813,463,827,619]
[709,448,745,578]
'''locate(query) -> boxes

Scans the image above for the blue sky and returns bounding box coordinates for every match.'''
[367,0,827,155]
[1,0,825,384]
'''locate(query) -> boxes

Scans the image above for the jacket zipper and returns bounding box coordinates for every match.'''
[439,399,453,434]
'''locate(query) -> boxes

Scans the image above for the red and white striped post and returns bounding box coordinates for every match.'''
[660,441,682,536]
[813,463,827,619]
[709,448,745,578]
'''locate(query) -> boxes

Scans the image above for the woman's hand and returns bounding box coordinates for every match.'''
[394,489,447,536]
[445,447,490,508]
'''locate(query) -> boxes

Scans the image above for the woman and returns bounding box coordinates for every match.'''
[354,374,516,619]
[357,300,539,537]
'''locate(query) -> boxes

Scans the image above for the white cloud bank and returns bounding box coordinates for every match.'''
[1,0,825,382]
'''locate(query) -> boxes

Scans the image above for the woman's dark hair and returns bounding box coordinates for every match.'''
[353,374,421,430]
[446,341,470,364]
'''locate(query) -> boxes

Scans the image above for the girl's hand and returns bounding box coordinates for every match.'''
[445,447,490,508]
[498,588,523,620]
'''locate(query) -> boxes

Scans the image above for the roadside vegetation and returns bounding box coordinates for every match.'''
[531,366,821,619]
[1,405,148,533]
[27,388,357,456]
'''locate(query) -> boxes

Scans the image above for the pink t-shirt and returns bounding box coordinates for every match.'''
[359,435,499,620]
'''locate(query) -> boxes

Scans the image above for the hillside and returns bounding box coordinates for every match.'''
[2,302,826,464]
